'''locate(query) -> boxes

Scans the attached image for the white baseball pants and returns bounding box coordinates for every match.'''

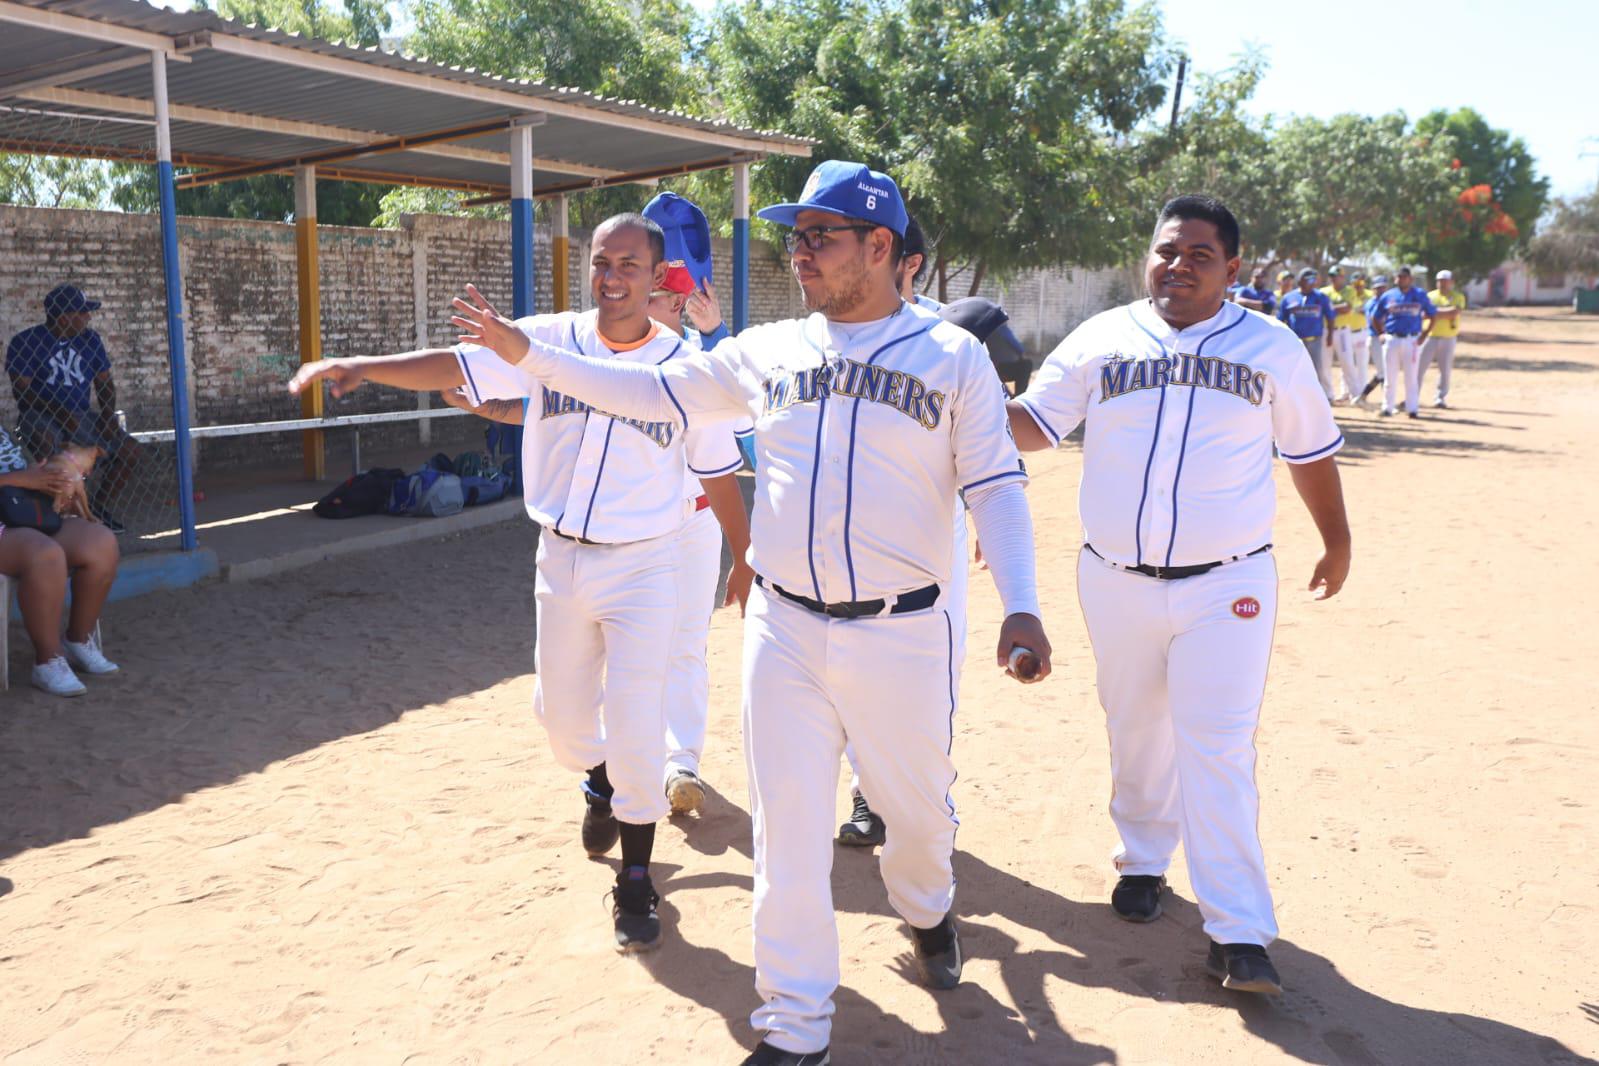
[1077,548,1280,947]
[846,509,968,799]
[532,531,675,825]
[1418,336,1457,404]
[746,584,961,1054]
[1383,335,1421,414]
[1351,332,1372,392]
[665,505,723,783]
[1330,326,1363,400]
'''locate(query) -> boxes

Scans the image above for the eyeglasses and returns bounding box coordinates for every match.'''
[783,224,876,253]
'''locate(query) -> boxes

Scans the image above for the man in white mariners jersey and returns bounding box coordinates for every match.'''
[1009,195,1352,995]
[289,212,731,955]
[434,191,754,821]
[450,159,1052,1066]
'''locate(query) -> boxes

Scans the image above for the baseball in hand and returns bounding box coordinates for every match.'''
[1007,645,1041,683]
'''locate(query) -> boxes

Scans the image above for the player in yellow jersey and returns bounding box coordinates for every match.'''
[1320,267,1366,404]
[1419,269,1467,408]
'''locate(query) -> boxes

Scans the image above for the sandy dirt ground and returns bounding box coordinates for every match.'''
[1,306,1595,1065]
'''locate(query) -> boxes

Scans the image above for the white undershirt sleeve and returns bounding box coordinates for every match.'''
[517,333,748,427]
[964,478,1040,619]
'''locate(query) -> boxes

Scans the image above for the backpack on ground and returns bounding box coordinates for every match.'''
[387,467,465,517]
[312,467,404,519]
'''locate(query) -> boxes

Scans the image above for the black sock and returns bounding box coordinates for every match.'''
[618,820,656,870]
[585,762,613,804]
[912,914,953,954]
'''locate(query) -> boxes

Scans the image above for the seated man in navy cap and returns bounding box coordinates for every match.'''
[6,285,142,532]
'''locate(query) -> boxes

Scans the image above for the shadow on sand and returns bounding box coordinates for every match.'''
[633,780,1587,1064]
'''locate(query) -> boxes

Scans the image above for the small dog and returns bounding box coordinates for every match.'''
[42,443,105,523]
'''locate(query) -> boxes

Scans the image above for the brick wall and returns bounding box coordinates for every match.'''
[0,204,1136,474]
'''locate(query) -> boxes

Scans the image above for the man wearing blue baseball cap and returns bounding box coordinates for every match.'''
[6,285,142,532]
[440,158,1050,1064]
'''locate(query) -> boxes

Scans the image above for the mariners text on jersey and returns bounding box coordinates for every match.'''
[539,386,677,448]
[1100,352,1267,406]
[762,357,946,430]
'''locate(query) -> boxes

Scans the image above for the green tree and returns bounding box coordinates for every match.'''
[1396,107,1549,280]
[392,0,706,228]
[110,167,390,225]
[1264,112,1459,269]
[1525,187,1599,277]
[194,0,391,46]
[0,154,113,209]
[1136,55,1291,263]
[705,0,1179,299]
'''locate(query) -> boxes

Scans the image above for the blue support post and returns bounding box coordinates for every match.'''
[510,124,536,318]
[152,51,198,552]
[733,161,751,333]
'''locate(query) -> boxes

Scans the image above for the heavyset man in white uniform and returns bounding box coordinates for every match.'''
[1009,195,1352,995]
[289,213,731,955]
[450,160,1052,1066]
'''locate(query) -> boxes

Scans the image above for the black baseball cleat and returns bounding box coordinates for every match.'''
[1110,874,1167,922]
[1205,941,1283,995]
[739,1041,831,1065]
[581,788,619,857]
[611,865,662,954]
[1407,410,1420,419]
[911,914,963,990]
[836,793,886,847]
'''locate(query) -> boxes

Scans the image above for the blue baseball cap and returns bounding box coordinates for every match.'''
[44,284,100,316]
[642,192,714,291]
[756,160,909,238]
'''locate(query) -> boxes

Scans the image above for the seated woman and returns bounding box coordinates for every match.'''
[0,426,120,696]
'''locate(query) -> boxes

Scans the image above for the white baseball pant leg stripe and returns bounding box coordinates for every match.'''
[664,506,723,782]
[1331,326,1362,400]
[1383,335,1420,413]
[1418,335,1457,404]
[532,532,674,826]
[1077,548,1280,947]
[746,586,959,1054]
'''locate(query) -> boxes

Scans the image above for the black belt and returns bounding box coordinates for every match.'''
[757,576,940,619]
[1386,332,1419,338]
[1086,543,1271,581]
[546,526,603,546]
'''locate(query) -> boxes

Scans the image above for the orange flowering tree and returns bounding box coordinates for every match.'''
[1395,108,1548,281]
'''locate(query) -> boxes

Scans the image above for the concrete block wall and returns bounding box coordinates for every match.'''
[0,203,1136,476]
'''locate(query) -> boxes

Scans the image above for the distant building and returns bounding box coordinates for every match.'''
[1465,261,1598,306]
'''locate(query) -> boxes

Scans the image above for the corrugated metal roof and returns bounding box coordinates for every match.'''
[0,0,811,196]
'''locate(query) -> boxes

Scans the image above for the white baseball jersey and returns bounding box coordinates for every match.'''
[456,309,728,544]
[648,300,1026,602]
[1015,299,1342,568]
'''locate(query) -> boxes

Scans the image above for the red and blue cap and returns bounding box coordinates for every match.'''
[643,191,714,294]
[757,160,908,238]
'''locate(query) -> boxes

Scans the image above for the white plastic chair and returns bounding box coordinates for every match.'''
[0,575,101,691]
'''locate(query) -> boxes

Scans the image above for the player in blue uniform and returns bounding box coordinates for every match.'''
[1368,267,1437,418]
[1232,267,1276,315]
[1275,269,1337,400]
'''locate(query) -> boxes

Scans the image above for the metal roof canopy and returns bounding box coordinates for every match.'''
[0,0,812,196]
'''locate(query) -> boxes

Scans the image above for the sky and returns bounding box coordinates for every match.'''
[1153,0,1593,198]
